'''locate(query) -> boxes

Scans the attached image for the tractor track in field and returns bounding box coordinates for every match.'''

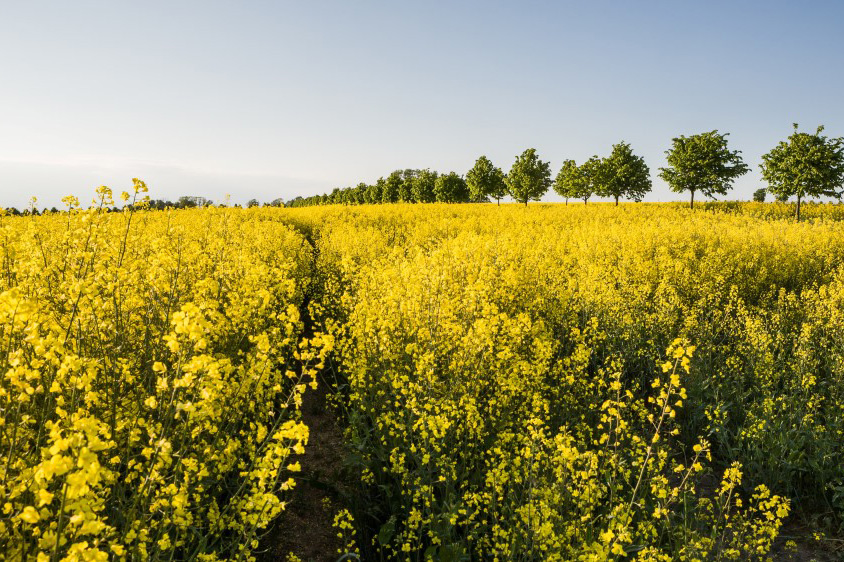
[259,228,350,562]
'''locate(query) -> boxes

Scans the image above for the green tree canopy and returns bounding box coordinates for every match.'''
[352,183,367,204]
[753,188,767,202]
[598,141,652,205]
[760,124,844,220]
[434,172,469,203]
[411,169,438,203]
[658,130,749,208]
[398,169,417,202]
[577,156,605,204]
[364,181,382,204]
[466,156,507,204]
[553,159,584,204]
[506,148,551,206]
[382,174,400,203]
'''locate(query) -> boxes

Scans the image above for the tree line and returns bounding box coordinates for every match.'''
[0,195,288,216]
[2,126,840,221]
[287,125,844,220]
[286,169,476,207]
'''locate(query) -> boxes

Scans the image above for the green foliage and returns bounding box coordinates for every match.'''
[353,183,368,204]
[434,172,470,203]
[466,156,507,204]
[659,130,749,208]
[578,156,604,203]
[553,157,602,204]
[364,181,382,204]
[597,141,652,204]
[506,148,551,206]
[760,124,844,220]
[398,169,417,202]
[753,188,767,202]
[411,169,438,203]
[382,172,402,203]
[553,159,587,203]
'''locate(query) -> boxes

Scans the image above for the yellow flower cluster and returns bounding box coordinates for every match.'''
[332,508,359,558]
[0,192,328,561]
[273,202,844,559]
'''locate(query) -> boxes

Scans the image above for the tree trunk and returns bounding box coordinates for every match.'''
[615,196,619,206]
[584,197,588,204]
[524,200,528,207]
[690,191,695,209]
[497,197,500,206]
[565,198,568,205]
[796,194,801,221]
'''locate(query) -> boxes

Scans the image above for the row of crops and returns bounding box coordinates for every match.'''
[3,197,844,560]
[289,203,844,560]
[0,191,330,561]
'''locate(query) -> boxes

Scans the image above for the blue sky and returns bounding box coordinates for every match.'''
[1,1,843,207]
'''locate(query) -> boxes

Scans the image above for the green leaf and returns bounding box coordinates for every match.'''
[377,516,396,545]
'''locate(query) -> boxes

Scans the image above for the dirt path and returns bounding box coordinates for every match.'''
[259,226,351,561]
[259,373,347,562]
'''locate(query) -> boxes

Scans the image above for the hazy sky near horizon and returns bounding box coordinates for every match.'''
[1,1,843,208]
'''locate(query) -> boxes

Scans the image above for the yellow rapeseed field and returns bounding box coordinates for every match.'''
[287,202,844,560]
[5,195,844,560]
[0,185,330,561]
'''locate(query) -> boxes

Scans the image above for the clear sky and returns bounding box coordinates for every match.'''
[1,1,843,208]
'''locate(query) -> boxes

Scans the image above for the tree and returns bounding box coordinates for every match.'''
[177,196,212,208]
[506,148,551,206]
[598,141,652,205]
[411,169,438,203]
[246,198,259,208]
[466,156,507,204]
[760,124,844,220]
[434,172,469,203]
[178,196,198,208]
[381,175,399,203]
[351,183,367,204]
[576,156,604,204]
[364,182,382,204]
[398,169,417,202]
[752,188,766,202]
[659,130,749,209]
[553,159,587,204]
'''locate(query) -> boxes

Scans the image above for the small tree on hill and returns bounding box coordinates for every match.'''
[760,124,844,220]
[598,141,652,205]
[506,148,551,206]
[659,130,749,209]
[466,156,507,204]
